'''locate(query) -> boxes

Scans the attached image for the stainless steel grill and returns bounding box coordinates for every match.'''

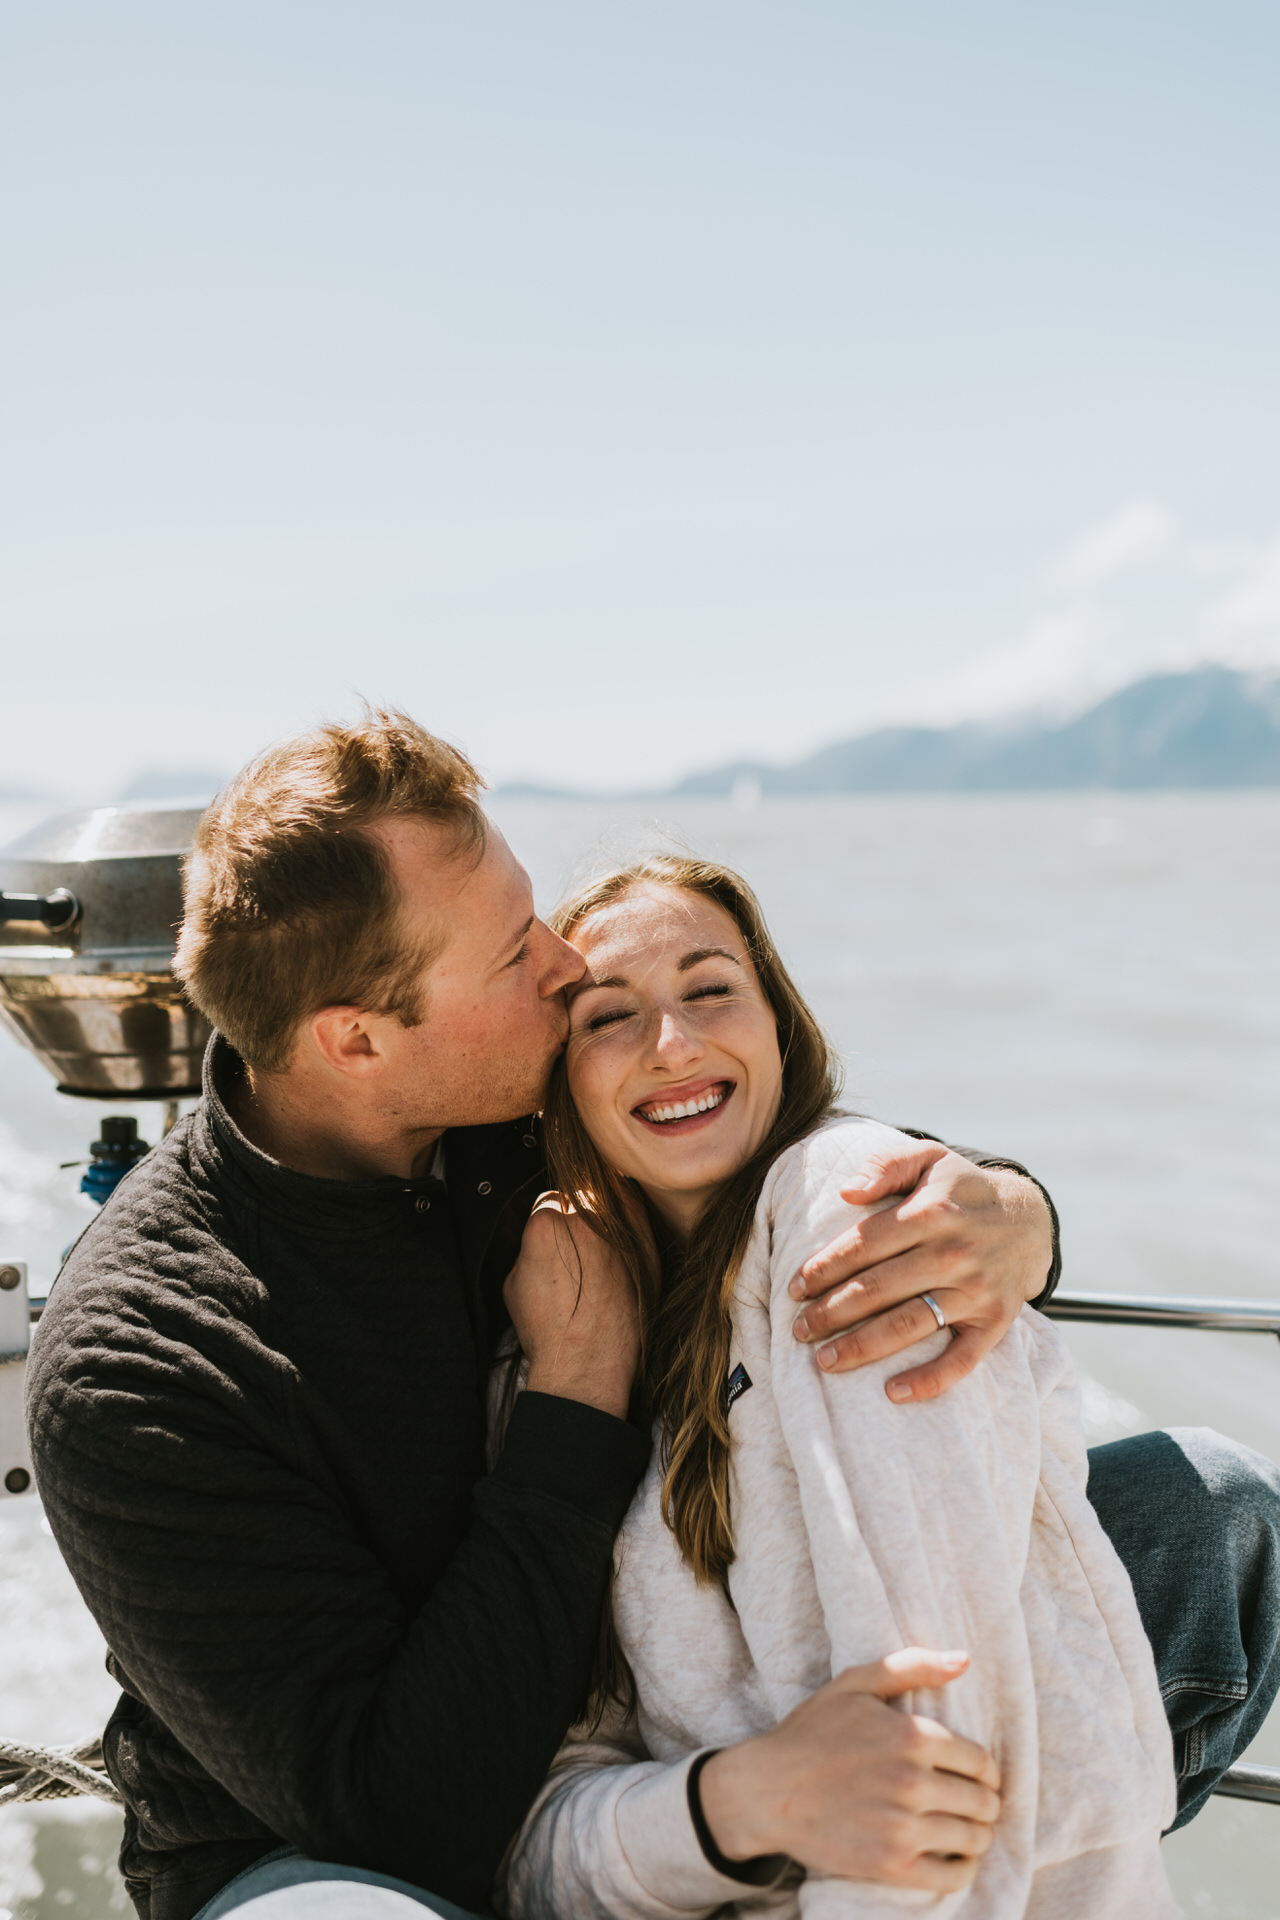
[0,802,210,1095]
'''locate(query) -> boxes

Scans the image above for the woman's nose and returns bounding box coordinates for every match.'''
[647,1010,700,1068]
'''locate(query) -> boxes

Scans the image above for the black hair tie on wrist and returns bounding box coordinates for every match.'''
[685,1749,793,1889]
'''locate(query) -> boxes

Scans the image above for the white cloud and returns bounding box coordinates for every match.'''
[1205,532,1280,658]
[1182,538,1254,580]
[901,510,1280,733]
[1048,497,1178,593]
[911,606,1113,726]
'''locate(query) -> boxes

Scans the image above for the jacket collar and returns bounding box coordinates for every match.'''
[189,1033,543,1238]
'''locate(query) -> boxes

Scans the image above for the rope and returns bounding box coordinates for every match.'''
[0,1737,122,1807]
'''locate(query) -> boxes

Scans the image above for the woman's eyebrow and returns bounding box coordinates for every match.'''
[572,971,629,995]
[571,947,740,997]
[677,946,741,972]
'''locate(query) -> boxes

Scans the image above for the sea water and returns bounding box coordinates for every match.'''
[1,791,1278,1918]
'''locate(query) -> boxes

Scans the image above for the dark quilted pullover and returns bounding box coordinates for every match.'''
[27,1038,650,1920]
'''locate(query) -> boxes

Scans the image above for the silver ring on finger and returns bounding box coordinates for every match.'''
[920,1292,947,1331]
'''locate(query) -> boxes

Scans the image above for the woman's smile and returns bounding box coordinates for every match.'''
[632,1076,735,1132]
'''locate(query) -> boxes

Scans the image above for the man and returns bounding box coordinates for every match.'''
[28,710,1280,1920]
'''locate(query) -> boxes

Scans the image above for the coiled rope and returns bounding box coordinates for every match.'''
[0,1737,121,1807]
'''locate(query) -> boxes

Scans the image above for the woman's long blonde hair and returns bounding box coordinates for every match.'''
[544,853,842,1588]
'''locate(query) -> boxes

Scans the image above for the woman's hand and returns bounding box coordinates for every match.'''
[698,1648,1001,1891]
[788,1143,1055,1403]
[503,1195,640,1420]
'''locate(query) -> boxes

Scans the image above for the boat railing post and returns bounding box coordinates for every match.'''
[0,1262,33,1498]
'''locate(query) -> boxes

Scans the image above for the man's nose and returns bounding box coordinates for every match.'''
[538,925,586,997]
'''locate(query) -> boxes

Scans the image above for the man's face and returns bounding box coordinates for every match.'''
[367,816,585,1131]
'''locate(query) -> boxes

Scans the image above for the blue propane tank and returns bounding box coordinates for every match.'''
[80,1117,150,1204]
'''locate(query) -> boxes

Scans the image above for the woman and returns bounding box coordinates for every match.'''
[493,854,1176,1920]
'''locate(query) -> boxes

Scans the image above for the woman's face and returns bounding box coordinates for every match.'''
[564,883,784,1235]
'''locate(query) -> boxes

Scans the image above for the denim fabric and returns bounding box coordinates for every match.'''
[192,1849,485,1920]
[1087,1426,1280,1829]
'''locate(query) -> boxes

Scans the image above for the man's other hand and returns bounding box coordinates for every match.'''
[698,1649,1001,1892]
[788,1142,1054,1404]
[504,1196,639,1420]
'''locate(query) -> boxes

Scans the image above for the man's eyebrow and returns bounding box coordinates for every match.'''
[677,946,742,972]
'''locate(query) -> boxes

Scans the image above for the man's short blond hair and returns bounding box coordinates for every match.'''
[174,708,487,1073]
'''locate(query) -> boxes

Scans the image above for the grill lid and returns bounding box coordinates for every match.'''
[0,802,211,1096]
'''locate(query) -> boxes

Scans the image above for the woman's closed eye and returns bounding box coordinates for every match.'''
[586,1005,634,1032]
[581,982,734,1033]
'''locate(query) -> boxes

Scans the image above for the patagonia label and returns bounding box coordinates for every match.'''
[725,1362,753,1414]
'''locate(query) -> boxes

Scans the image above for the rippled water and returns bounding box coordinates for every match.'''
[2,792,1278,1917]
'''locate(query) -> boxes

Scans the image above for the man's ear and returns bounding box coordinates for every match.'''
[307,1005,388,1077]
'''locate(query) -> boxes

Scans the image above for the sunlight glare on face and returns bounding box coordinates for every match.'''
[564,883,783,1236]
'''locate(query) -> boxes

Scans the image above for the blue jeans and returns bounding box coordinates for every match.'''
[1088,1426,1280,1829]
[198,1426,1280,1913]
[193,1847,485,1919]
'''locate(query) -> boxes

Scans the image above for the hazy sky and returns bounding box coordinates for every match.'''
[3,1,1279,799]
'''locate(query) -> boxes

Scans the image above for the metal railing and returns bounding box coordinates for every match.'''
[1045,1290,1280,1339]
[1213,1763,1280,1805]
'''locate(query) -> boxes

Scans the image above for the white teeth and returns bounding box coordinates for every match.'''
[639,1087,727,1124]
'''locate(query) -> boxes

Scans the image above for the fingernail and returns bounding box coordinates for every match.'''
[793,1314,810,1341]
[886,1379,912,1402]
[788,1274,806,1299]
[941,1651,968,1668]
[815,1343,837,1371]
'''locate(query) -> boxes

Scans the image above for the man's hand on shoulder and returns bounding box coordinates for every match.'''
[788,1141,1055,1403]
[698,1649,1000,1892]
[504,1197,640,1420]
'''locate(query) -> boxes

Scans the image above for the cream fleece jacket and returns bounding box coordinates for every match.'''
[494,1118,1178,1920]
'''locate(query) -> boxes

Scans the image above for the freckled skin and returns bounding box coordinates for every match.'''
[565,884,785,1239]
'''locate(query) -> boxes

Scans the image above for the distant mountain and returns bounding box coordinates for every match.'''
[667,667,1280,796]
